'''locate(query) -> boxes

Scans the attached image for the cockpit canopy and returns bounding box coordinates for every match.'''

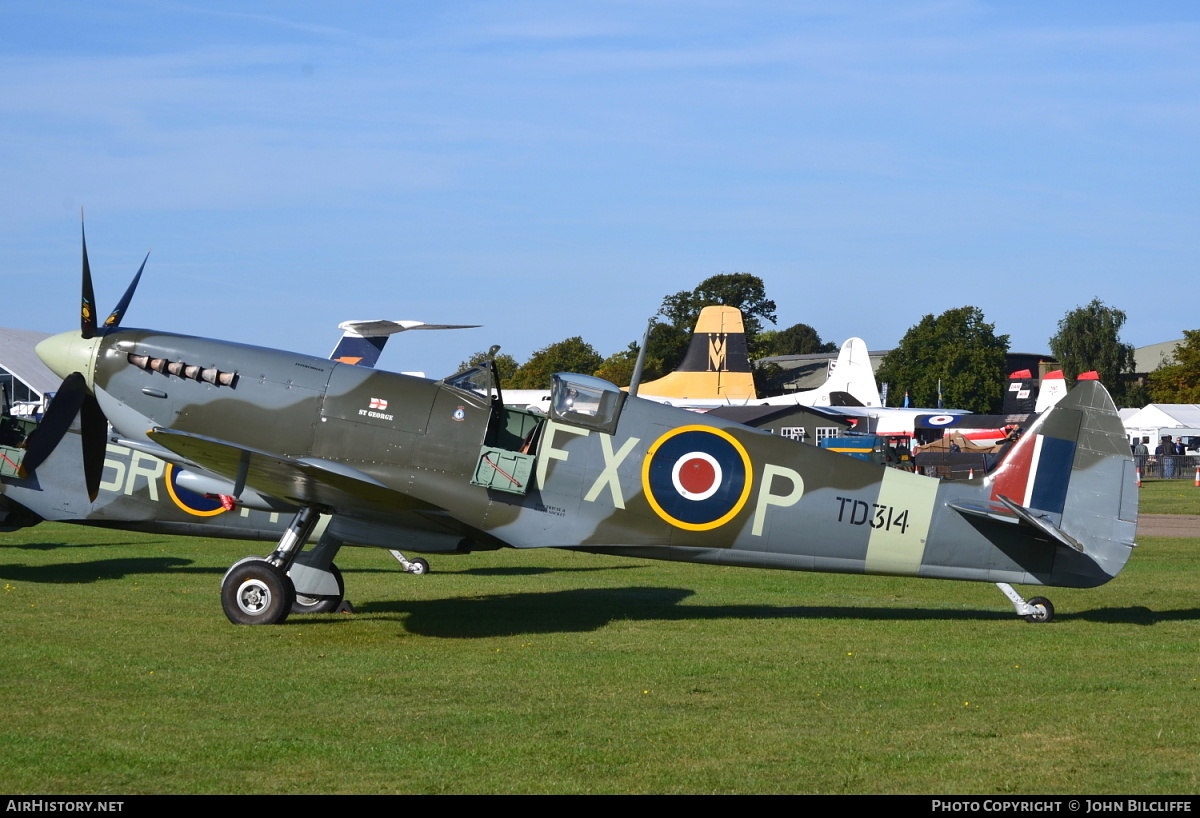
[442,362,494,399]
[550,373,625,434]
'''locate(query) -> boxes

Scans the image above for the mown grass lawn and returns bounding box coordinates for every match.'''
[1139,479,1200,514]
[1,517,1197,794]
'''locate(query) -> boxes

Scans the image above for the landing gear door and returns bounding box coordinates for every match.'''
[549,373,626,435]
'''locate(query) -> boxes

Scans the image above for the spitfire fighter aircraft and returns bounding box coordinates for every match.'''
[28,226,1139,625]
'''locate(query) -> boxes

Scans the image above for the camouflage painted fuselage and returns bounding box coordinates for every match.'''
[74,328,1137,589]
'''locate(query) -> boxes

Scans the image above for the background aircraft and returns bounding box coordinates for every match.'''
[626,306,883,410]
[329,319,478,372]
[26,227,1139,627]
[634,305,756,402]
[618,311,955,437]
[754,336,882,409]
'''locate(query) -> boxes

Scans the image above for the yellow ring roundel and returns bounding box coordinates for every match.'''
[641,425,753,531]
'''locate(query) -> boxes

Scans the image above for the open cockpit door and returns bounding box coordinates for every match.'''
[447,363,628,496]
[442,354,543,496]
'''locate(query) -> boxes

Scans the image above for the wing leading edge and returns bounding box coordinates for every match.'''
[147,427,442,517]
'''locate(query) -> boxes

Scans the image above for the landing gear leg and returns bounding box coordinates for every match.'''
[221,506,322,625]
[290,531,349,614]
[389,550,430,575]
[267,506,322,570]
[995,582,1055,623]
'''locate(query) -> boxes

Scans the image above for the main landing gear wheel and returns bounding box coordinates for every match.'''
[222,559,296,625]
[1025,596,1055,624]
[291,563,345,615]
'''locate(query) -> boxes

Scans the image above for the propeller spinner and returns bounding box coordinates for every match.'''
[22,218,147,501]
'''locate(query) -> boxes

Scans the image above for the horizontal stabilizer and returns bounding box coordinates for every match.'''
[337,319,480,337]
[949,494,1085,553]
[329,319,480,367]
[827,390,865,407]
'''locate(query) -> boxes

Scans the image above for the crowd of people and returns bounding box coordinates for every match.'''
[1132,435,1191,478]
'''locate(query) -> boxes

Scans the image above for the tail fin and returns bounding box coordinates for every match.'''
[636,306,755,400]
[1033,369,1068,412]
[1004,369,1036,414]
[954,380,1138,586]
[329,319,480,368]
[795,337,881,408]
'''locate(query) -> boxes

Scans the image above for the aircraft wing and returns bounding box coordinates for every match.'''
[112,436,210,472]
[147,427,444,517]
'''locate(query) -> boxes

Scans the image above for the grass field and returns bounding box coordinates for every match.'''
[1139,479,1200,515]
[1,497,1198,794]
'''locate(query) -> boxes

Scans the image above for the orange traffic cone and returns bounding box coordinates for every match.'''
[1136,467,1142,488]
[1194,466,1199,487]
[968,467,974,480]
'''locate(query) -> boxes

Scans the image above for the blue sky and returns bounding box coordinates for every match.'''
[2,1,1197,379]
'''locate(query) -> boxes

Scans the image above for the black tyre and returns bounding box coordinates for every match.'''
[1025,596,1054,623]
[291,563,344,614]
[409,557,430,576]
[222,559,295,625]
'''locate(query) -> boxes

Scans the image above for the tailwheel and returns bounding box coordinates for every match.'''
[388,549,430,575]
[222,558,296,625]
[995,582,1056,624]
[291,563,344,614]
[1024,596,1055,624]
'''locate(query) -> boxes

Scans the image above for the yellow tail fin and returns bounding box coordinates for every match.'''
[637,306,756,400]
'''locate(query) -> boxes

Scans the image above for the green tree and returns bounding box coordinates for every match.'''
[640,323,690,379]
[658,273,777,350]
[1048,298,1135,402]
[1147,330,1200,403]
[759,323,838,357]
[875,306,1009,413]
[593,319,697,387]
[594,345,639,387]
[598,274,776,387]
[508,337,603,389]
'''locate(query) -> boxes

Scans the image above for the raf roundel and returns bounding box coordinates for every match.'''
[165,464,228,517]
[641,426,753,531]
[926,415,958,426]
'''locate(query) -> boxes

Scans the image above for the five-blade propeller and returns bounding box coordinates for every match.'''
[20,216,146,501]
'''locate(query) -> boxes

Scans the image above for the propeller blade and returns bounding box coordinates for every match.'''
[103,251,149,330]
[81,219,97,339]
[18,372,88,476]
[79,394,109,502]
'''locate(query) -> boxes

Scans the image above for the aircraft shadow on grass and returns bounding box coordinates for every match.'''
[1075,605,1196,626]
[451,564,644,577]
[338,588,1200,637]
[0,557,198,583]
[11,539,178,551]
